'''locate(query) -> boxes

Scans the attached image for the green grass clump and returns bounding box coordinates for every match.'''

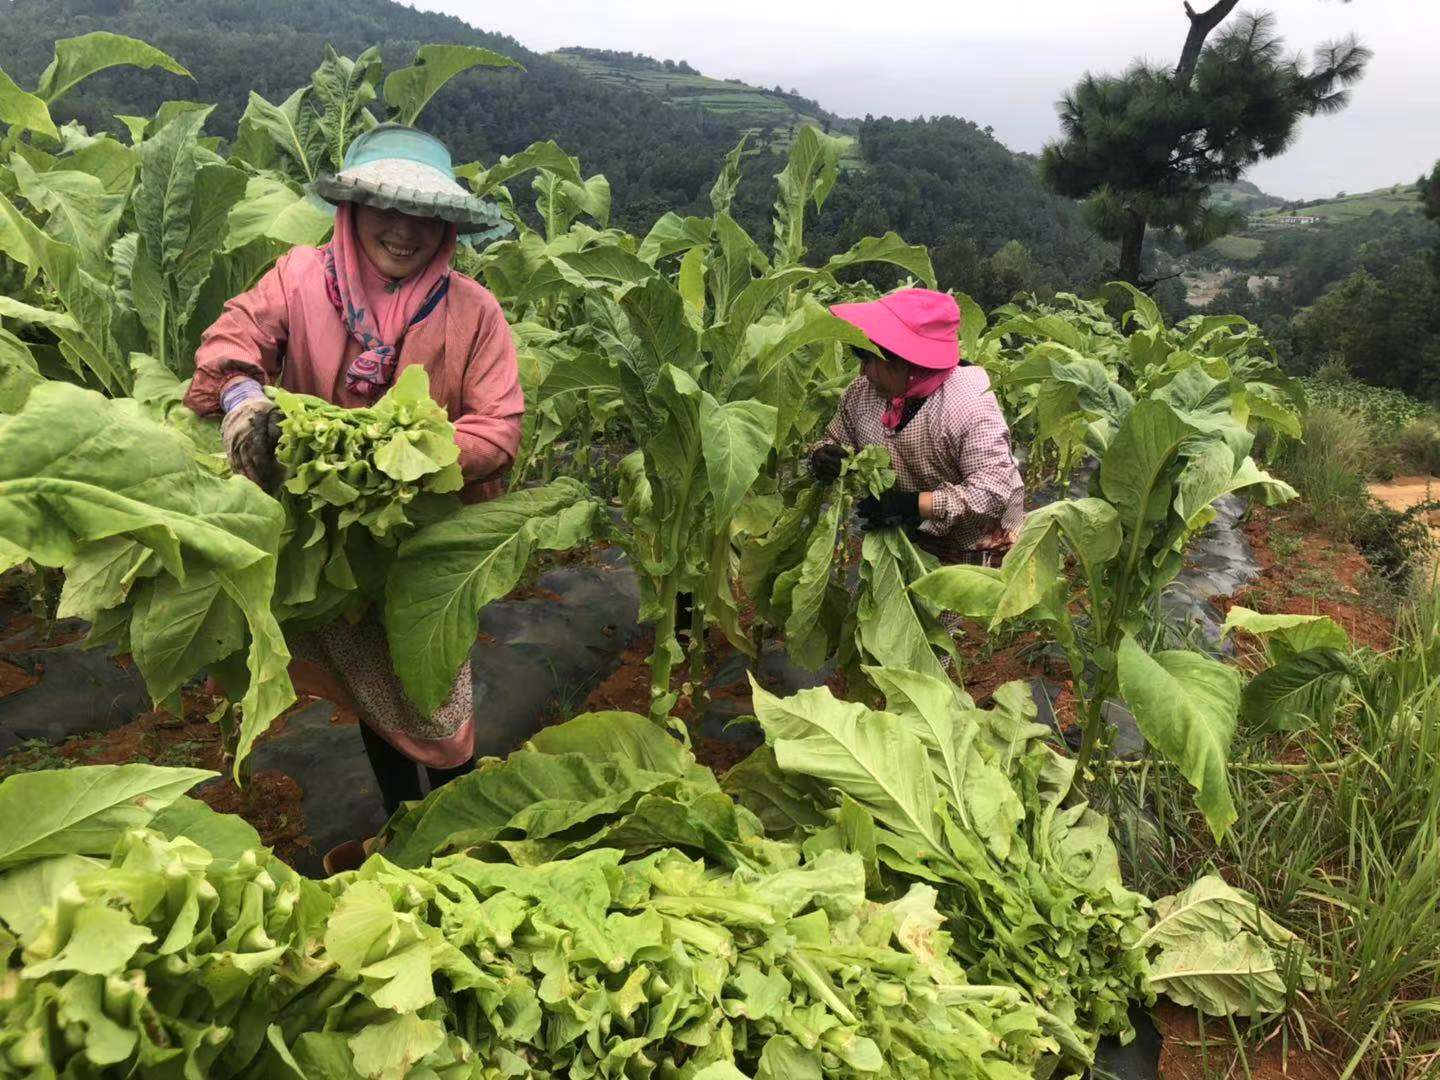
[1113,584,1440,1077]
[1274,405,1374,536]
[1392,418,1440,476]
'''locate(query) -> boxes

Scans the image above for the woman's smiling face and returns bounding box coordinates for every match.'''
[355,203,446,279]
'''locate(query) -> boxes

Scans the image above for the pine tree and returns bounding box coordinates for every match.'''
[1041,3,1370,284]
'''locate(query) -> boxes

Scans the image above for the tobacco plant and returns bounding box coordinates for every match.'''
[482,130,935,718]
[912,291,1303,839]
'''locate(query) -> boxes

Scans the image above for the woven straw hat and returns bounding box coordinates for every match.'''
[313,123,508,236]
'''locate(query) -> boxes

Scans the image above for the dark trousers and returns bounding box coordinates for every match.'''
[358,721,475,818]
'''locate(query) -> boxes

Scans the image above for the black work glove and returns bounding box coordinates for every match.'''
[857,489,922,531]
[809,441,846,483]
[221,397,283,491]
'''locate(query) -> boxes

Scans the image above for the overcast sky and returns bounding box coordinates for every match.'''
[413,0,1437,200]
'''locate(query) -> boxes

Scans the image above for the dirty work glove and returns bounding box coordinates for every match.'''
[857,489,921,531]
[809,441,847,483]
[221,396,283,490]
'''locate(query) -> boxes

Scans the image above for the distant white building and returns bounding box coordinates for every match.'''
[1273,214,1321,225]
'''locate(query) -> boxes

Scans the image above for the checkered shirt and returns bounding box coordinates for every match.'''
[823,365,1026,564]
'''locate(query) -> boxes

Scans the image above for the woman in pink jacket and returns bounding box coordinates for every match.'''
[185,124,523,821]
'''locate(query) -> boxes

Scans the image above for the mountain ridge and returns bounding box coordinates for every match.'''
[0,0,1107,294]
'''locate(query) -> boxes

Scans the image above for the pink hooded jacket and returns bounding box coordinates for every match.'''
[184,245,524,501]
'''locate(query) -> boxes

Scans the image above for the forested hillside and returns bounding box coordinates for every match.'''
[0,0,744,230]
[0,0,1107,294]
[1188,180,1440,400]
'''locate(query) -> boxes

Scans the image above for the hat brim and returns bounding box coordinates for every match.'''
[830,299,959,369]
[313,171,507,230]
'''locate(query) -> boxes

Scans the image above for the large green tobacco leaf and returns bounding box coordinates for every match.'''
[720,748,829,838]
[0,296,79,335]
[1033,498,1121,596]
[132,108,249,369]
[384,479,601,714]
[751,680,948,859]
[61,135,141,195]
[559,245,658,289]
[735,297,871,396]
[128,572,246,707]
[1140,875,1315,1017]
[0,192,126,393]
[0,383,294,774]
[1173,443,1295,533]
[233,87,326,179]
[380,710,718,866]
[637,211,715,264]
[1115,634,1240,839]
[775,500,843,670]
[909,562,1005,621]
[526,709,716,784]
[0,385,269,578]
[1219,605,1350,661]
[311,45,382,171]
[0,328,45,413]
[1111,280,1163,333]
[0,765,212,870]
[383,752,678,866]
[621,276,700,377]
[864,666,1023,862]
[383,44,522,126]
[148,795,263,863]
[587,293,662,427]
[225,176,332,251]
[710,212,768,321]
[1240,649,1356,732]
[1100,398,1201,532]
[822,232,936,289]
[533,349,623,413]
[698,394,776,526]
[56,537,154,619]
[771,125,845,265]
[0,65,57,138]
[922,497,1124,635]
[9,158,127,270]
[36,32,189,105]
[854,530,954,686]
[460,139,582,198]
[991,511,1064,626]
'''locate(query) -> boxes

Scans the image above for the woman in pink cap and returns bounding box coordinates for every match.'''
[812,288,1024,566]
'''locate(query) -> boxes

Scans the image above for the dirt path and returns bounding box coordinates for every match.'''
[1369,474,1439,514]
[1369,476,1440,572]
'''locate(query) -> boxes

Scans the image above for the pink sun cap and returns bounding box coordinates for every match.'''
[829,288,962,370]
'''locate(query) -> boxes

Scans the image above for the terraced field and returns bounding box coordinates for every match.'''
[1251,183,1422,224]
[549,50,863,167]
